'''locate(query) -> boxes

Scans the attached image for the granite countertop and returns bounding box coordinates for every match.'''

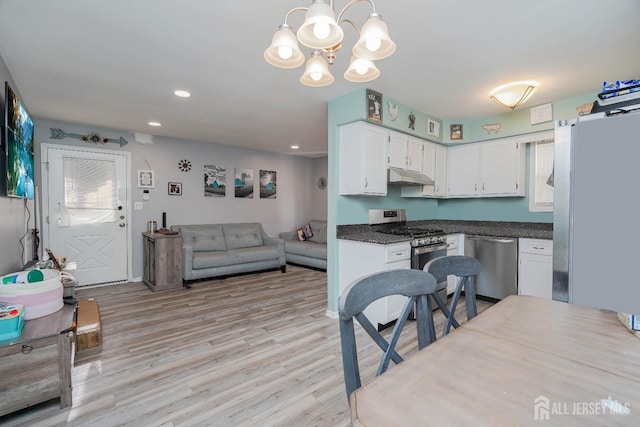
[337,220,552,245]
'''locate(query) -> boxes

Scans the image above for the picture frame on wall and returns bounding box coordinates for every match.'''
[450,124,463,140]
[427,119,440,137]
[366,89,383,123]
[168,182,182,195]
[137,170,155,188]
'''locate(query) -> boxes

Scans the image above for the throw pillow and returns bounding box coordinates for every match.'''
[303,223,313,239]
[296,223,314,241]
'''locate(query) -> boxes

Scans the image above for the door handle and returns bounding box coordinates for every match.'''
[468,236,515,244]
[119,223,126,228]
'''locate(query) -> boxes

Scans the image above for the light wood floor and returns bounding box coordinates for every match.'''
[1,265,492,427]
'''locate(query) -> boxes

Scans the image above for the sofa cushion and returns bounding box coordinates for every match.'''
[223,223,264,250]
[284,240,327,260]
[192,250,233,269]
[307,220,327,244]
[177,224,227,251]
[227,246,281,264]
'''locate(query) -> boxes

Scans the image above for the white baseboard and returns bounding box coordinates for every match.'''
[325,309,338,319]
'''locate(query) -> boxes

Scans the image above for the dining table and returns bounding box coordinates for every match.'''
[349,295,640,426]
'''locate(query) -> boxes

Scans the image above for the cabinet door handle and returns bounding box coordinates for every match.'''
[364,178,368,188]
[475,184,477,191]
[482,183,485,191]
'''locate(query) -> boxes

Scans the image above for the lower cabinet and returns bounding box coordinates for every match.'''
[518,238,553,299]
[338,240,411,328]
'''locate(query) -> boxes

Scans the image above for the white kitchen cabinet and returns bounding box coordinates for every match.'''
[338,240,411,328]
[339,121,387,195]
[406,136,424,172]
[387,130,407,169]
[518,238,552,299]
[401,141,447,198]
[446,234,463,294]
[422,142,447,197]
[447,140,525,198]
[447,144,480,196]
[481,140,525,196]
[388,131,423,172]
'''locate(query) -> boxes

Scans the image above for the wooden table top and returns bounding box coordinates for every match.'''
[350,295,640,426]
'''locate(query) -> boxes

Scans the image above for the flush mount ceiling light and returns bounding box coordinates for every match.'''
[174,89,191,98]
[490,81,539,110]
[264,0,396,87]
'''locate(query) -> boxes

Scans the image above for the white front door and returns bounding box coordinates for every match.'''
[42,144,131,286]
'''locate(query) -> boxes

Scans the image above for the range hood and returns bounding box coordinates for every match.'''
[387,167,435,186]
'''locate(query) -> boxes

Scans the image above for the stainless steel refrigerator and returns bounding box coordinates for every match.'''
[553,111,640,314]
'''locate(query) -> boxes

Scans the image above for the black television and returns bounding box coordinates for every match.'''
[3,81,34,199]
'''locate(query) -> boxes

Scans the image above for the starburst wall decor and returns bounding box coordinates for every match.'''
[178,159,192,172]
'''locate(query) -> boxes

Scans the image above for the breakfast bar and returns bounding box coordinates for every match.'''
[350,296,640,425]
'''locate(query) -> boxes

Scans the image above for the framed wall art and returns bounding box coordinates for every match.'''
[259,170,277,199]
[428,119,440,137]
[137,170,155,188]
[204,164,226,197]
[234,168,254,198]
[168,182,182,195]
[450,124,463,140]
[366,89,383,123]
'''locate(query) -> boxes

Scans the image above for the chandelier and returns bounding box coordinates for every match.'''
[264,0,396,87]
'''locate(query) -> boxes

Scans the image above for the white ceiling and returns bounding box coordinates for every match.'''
[1,1,639,158]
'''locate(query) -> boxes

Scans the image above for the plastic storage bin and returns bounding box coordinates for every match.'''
[0,302,25,340]
[0,270,63,320]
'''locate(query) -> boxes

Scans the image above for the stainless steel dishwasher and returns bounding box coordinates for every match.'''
[464,235,518,300]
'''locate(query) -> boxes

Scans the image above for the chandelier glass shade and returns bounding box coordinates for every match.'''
[264,0,395,87]
[300,50,335,87]
[263,24,305,69]
[344,55,379,82]
[296,1,344,49]
[490,81,539,109]
[352,13,395,60]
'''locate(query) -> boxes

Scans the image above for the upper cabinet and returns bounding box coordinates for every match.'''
[339,121,388,196]
[406,137,424,172]
[480,140,523,195]
[337,121,525,199]
[447,144,480,197]
[388,130,423,172]
[401,141,447,198]
[424,142,447,197]
[447,140,525,198]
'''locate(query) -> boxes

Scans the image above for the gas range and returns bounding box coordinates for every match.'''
[368,209,446,248]
[376,225,446,247]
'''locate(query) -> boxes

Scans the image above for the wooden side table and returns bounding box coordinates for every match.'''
[0,304,75,416]
[142,232,183,291]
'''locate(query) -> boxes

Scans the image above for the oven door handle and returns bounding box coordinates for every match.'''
[413,243,448,255]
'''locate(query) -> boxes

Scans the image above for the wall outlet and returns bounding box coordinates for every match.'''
[134,202,143,210]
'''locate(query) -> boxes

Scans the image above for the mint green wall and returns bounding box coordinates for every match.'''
[442,93,596,144]
[327,88,597,313]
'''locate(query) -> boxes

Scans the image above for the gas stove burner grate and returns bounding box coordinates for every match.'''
[377,226,445,238]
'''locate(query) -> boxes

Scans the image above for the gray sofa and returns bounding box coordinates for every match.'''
[279,220,327,270]
[170,223,286,282]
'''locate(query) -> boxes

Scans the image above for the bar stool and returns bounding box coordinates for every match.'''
[425,255,481,336]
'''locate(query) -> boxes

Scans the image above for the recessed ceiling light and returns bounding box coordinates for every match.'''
[148,121,162,127]
[174,89,191,98]
[291,145,299,150]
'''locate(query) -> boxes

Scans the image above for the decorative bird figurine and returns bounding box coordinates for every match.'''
[388,102,399,121]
